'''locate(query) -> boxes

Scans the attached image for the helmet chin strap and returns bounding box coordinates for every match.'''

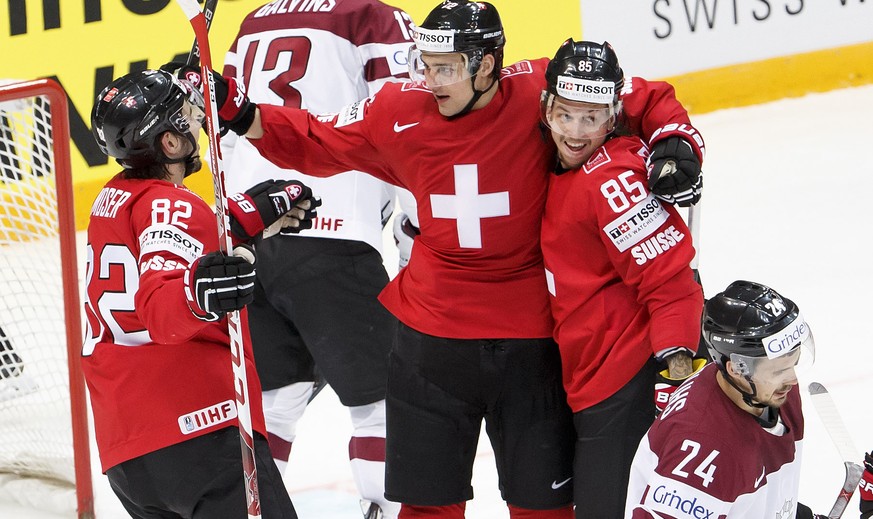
[450,73,498,119]
[722,367,768,409]
[158,131,200,177]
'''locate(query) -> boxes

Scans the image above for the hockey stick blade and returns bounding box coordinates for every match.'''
[174,1,261,517]
[808,382,864,519]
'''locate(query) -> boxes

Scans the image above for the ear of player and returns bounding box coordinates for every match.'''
[647,136,703,207]
[861,451,873,519]
[160,61,256,136]
[183,245,257,322]
[228,179,322,241]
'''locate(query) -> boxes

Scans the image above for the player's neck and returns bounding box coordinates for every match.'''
[716,369,765,417]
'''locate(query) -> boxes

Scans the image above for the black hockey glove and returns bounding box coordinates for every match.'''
[654,354,706,415]
[184,245,256,322]
[228,180,322,241]
[647,136,702,207]
[392,212,420,269]
[160,61,256,135]
[861,451,873,519]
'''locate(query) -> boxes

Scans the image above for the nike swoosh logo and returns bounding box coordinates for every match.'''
[393,121,419,132]
[551,477,572,490]
[754,467,766,488]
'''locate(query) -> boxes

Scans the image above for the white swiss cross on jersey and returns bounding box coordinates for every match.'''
[430,165,510,248]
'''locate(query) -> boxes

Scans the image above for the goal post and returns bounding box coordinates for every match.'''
[0,78,93,518]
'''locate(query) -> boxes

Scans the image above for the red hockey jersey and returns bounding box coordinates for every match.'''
[250,59,703,339]
[625,364,805,518]
[82,174,266,471]
[541,135,703,411]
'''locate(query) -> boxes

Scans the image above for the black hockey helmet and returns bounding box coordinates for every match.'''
[702,280,811,367]
[413,1,506,77]
[91,69,204,169]
[702,280,815,407]
[541,39,624,141]
[545,39,623,106]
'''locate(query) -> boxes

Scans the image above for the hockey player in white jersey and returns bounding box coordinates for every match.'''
[625,280,826,518]
[217,1,414,517]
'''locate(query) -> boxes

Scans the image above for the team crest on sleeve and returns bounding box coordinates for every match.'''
[583,148,611,174]
[138,224,204,264]
[603,193,668,252]
[334,98,369,128]
[500,60,534,78]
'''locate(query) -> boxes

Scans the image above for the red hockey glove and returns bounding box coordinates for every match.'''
[160,62,256,135]
[647,136,702,207]
[184,245,256,322]
[655,357,707,415]
[861,451,873,519]
[228,180,321,241]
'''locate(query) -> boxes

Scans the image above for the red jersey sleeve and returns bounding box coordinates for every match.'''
[621,77,706,163]
[590,138,702,354]
[253,97,398,185]
[131,187,221,344]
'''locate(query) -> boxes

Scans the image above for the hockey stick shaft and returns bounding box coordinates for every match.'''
[174,1,261,517]
[809,382,864,519]
[186,0,218,66]
[687,202,701,284]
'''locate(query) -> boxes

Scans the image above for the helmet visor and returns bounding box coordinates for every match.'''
[408,47,473,87]
[729,316,816,386]
[541,93,616,140]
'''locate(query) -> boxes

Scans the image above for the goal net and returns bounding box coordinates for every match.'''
[0,79,93,518]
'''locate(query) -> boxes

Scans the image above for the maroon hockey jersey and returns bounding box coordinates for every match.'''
[625,364,805,518]
[82,174,266,471]
[541,135,703,411]
[250,59,704,339]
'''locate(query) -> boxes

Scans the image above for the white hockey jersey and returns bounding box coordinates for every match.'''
[221,0,414,253]
[625,364,805,519]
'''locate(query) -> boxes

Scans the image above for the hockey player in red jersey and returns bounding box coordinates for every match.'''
[83,69,315,518]
[625,280,824,518]
[186,2,705,516]
[216,2,414,517]
[538,39,705,519]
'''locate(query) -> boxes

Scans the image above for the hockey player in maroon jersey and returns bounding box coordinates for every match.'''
[538,39,705,519]
[862,451,873,518]
[215,2,414,517]
[186,2,706,516]
[625,280,824,518]
[83,69,316,518]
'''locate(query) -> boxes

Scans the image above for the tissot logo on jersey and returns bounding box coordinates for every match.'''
[177,400,237,435]
[630,224,686,265]
[335,99,367,128]
[604,194,669,252]
[138,224,204,264]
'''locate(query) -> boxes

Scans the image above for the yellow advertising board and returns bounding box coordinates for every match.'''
[0,0,580,229]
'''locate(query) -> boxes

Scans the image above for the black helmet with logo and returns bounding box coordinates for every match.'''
[91,69,202,169]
